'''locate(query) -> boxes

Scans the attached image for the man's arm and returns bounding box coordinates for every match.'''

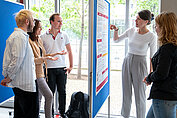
[6,36,27,80]
[65,43,73,74]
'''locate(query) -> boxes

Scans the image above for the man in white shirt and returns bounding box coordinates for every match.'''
[1,9,39,118]
[41,13,73,118]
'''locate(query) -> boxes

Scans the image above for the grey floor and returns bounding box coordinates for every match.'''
[0,107,137,118]
[0,107,46,118]
[0,70,151,118]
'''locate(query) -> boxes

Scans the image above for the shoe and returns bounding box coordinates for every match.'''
[52,115,62,118]
[60,113,67,118]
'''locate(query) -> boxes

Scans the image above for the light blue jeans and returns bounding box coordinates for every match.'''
[146,99,177,118]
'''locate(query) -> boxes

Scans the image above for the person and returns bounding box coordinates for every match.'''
[144,11,177,118]
[41,13,73,118]
[28,19,67,118]
[110,10,157,118]
[1,9,39,118]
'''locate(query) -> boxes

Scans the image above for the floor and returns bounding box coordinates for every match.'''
[0,70,151,118]
[0,107,46,118]
[0,107,137,118]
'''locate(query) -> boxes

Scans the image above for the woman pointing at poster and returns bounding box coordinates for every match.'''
[110,10,157,118]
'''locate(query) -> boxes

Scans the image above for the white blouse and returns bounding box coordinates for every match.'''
[114,27,157,58]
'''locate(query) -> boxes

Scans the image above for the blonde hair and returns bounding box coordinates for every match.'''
[155,12,177,46]
[15,9,33,27]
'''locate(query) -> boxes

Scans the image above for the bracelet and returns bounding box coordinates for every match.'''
[115,28,119,31]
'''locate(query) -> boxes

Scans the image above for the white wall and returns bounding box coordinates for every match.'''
[160,0,177,15]
[160,1,177,117]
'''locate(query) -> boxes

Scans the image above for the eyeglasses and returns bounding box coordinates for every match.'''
[33,19,36,24]
[58,20,63,23]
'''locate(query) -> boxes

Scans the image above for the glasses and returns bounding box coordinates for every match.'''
[33,19,36,24]
[38,26,42,29]
[28,18,35,25]
[154,26,157,29]
[58,20,63,23]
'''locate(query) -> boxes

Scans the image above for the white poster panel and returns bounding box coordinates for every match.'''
[96,0,109,94]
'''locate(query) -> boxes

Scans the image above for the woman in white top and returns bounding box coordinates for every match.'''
[110,10,157,118]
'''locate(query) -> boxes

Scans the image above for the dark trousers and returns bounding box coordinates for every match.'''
[47,68,67,115]
[12,87,39,118]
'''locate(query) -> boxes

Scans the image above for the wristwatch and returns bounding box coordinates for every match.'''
[115,28,119,31]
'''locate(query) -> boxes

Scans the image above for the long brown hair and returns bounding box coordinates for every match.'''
[155,12,177,46]
[28,19,41,41]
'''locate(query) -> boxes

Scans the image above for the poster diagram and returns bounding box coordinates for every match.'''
[96,0,109,94]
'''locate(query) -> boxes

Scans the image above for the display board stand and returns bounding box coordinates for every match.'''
[88,0,110,117]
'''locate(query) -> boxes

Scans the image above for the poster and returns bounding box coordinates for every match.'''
[96,0,109,94]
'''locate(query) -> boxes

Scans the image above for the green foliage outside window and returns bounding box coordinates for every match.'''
[132,0,159,17]
[60,0,88,41]
[30,0,158,39]
[31,0,88,41]
[31,0,55,33]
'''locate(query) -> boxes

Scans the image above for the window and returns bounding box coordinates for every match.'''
[60,0,89,69]
[110,0,126,70]
[29,0,55,34]
[110,0,159,70]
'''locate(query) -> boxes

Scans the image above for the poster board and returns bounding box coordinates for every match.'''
[89,0,110,117]
[0,0,24,104]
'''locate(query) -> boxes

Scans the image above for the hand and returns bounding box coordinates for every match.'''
[110,24,118,31]
[57,50,67,55]
[1,76,12,87]
[64,67,72,74]
[47,56,59,61]
[143,77,151,86]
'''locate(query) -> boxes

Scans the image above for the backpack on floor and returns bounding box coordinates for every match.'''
[66,91,89,118]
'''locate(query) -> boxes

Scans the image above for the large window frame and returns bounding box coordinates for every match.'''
[17,0,159,71]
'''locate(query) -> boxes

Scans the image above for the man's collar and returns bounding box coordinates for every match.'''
[46,29,62,40]
[46,29,61,35]
[15,28,28,36]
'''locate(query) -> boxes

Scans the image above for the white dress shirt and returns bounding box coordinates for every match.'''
[2,28,36,92]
